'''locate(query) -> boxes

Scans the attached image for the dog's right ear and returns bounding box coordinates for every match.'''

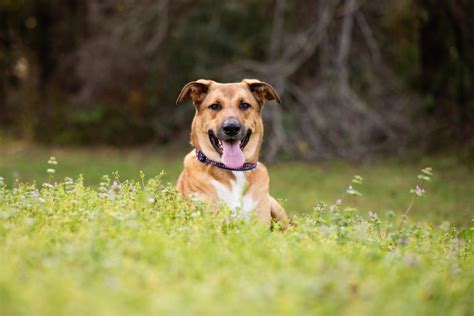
[176,79,214,106]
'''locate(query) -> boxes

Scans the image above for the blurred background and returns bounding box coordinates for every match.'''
[0,0,473,223]
[1,0,473,160]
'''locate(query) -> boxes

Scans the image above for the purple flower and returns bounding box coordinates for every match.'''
[416,185,425,195]
[411,185,426,196]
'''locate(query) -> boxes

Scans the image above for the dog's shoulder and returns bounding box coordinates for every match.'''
[244,162,270,186]
[182,150,197,168]
[254,161,268,172]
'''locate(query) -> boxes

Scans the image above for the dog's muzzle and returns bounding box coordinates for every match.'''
[208,118,252,156]
[208,118,252,169]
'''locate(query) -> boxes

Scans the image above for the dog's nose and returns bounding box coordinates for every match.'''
[222,118,242,136]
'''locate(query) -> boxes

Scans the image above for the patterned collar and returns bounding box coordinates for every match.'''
[195,149,257,171]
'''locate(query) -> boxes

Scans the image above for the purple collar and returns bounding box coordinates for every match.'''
[195,149,257,171]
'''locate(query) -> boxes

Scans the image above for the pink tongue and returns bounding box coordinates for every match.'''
[222,140,245,169]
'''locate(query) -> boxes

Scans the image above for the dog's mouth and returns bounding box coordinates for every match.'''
[208,129,252,169]
[208,129,252,155]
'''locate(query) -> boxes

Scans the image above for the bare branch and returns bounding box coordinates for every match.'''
[356,11,381,65]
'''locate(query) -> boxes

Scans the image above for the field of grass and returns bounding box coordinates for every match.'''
[0,143,473,315]
[1,142,472,225]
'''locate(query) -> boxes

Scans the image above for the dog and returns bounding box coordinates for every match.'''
[176,79,289,226]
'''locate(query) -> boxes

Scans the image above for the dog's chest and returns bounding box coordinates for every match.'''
[210,171,256,217]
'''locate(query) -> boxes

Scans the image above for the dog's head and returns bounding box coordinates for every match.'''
[176,79,281,168]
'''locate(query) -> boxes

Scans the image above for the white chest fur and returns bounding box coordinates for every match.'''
[211,171,256,217]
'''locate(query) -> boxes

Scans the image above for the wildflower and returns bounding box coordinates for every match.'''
[417,167,432,182]
[42,183,54,189]
[111,180,121,192]
[48,156,58,165]
[314,202,327,212]
[415,185,425,196]
[47,168,56,174]
[421,167,433,176]
[368,211,381,226]
[352,175,363,185]
[147,197,156,204]
[410,185,425,197]
[347,185,362,196]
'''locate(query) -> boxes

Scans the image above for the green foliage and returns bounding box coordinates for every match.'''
[1,146,473,226]
[35,105,155,145]
[1,1,472,151]
[0,160,472,315]
[385,0,474,141]
[346,175,364,197]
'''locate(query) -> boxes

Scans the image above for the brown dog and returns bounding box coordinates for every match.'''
[176,79,288,225]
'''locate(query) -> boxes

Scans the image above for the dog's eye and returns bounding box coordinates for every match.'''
[208,103,222,111]
[239,102,251,111]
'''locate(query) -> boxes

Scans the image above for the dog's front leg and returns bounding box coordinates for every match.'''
[269,196,289,222]
[250,198,272,226]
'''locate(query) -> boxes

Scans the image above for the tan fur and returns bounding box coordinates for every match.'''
[176,79,289,226]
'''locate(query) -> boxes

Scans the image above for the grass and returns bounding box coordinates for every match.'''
[0,143,473,315]
[1,142,472,225]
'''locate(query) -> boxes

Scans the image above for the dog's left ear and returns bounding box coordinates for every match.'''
[242,79,281,104]
[176,79,214,106]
